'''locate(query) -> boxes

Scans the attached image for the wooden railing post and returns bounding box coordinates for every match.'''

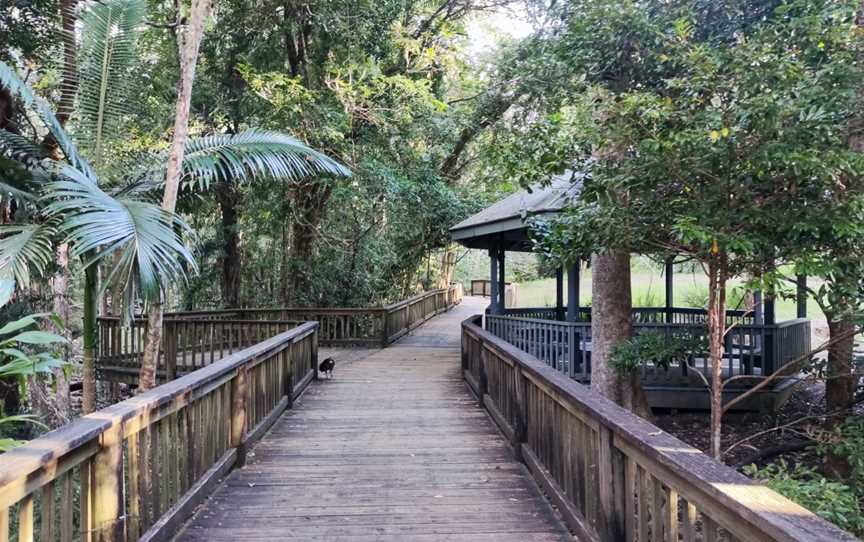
[165,321,177,381]
[513,366,527,461]
[478,343,489,401]
[231,367,248,465]
[594,427,625,541]
[381,311,390,347]
[92,424,123,542]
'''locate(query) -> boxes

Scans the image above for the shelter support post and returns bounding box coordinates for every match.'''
[497,249,506,313]
[796,275,807,318]
[489,248,499,314]
[567,261,580,322]
[665,257,674,323]
[555,267,564,321]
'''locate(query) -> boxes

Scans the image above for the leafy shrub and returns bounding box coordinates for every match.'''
[681,285,709,308]
[0,299,67,451]
[680,284,748,309]
[633,288,661,307]
[745,461,864,535]
[609,332,705,375]
[814,417,864,490]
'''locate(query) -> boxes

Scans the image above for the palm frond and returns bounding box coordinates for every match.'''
[0,223,58,289]
[0,62,94,180]
[43,174,197,305]
[77,0,146,163]
[178,129,351,190]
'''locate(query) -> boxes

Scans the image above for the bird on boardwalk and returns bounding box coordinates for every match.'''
[319,357,335,379]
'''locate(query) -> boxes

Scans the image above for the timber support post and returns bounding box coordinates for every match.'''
[231,366,248,465]
[478,344,488,402]
[567,261,580,322]
[512,366,528,461]
[92,424,123,542]
[665,257,674,323]
[796,275,807,318]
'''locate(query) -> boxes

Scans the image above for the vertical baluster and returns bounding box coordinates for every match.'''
[18,494,34,542]
[41,481,54,542]
[0,507,9,542]
[61,472,73,542]
[637,466,649,542]
[624,456,636,541]
[80,461,92,542]
[151,422,162,520]
[209,323,215,365]
[681,499,697,542]
[128,430,141,541]
[703,516,719,542]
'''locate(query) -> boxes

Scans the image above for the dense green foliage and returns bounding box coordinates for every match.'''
[746,459,864,535]
[609,332,706,375]
[115,0,518,308]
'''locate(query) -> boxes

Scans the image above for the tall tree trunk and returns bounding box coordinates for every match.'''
[287,182,330,305]
[590,250,632,403]
[44,243,71,423]
[280,214,292,305]
[826,316,856,413]
[140,0,211,390]
[82,265,98,412]
[217,184,242,308]
[707,251,728,460]
[289,219,316,305]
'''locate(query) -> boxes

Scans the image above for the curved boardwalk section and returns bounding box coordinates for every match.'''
[177,297,569,541]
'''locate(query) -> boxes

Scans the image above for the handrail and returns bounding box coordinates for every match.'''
[461,314,854,541]
[0,321,319,541]
[486,313,811,384]
[96,285,463,384]
[503,306,757,325]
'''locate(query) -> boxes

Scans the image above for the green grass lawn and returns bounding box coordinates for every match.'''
[511,270,822,322]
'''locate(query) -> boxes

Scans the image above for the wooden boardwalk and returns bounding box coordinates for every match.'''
[177,298,570,541]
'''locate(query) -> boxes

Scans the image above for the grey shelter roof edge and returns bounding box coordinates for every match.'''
[450,170,582,251]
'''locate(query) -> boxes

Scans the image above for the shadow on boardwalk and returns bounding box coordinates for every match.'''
[176,297,570,541]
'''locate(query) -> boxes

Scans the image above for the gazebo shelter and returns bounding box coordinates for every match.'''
[451,172,812,411]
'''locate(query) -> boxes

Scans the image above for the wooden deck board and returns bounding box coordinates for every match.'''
[176,298,571,541]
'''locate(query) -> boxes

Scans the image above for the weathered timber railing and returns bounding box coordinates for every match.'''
[183,285,463,345]
[0,321,318,542]
[96,285,463,383]
[469,279,517,304]
[462,315,854,542]
[486,314,811,387]
[502,306,757,326]
[98,318,301,382]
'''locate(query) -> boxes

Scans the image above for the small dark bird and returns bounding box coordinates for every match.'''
[319,357,335,379]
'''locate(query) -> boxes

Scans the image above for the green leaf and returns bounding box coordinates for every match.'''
[0,314,39,336]
[44,173,197,313]
[7,331,68,345]
[77,0,147,163]
[0,223,59,290]
[174,130,351,191]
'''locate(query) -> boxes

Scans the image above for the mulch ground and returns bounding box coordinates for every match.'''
[653,381,829,470]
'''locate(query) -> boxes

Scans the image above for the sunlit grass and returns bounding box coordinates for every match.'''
[511,271,823,321]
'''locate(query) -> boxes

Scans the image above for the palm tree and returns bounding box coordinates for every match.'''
[0,0,349,411]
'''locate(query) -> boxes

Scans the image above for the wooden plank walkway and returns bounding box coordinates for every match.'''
[176,297,570,541]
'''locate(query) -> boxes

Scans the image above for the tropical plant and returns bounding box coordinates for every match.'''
[0,0,349,408]
[0,288,68,451]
